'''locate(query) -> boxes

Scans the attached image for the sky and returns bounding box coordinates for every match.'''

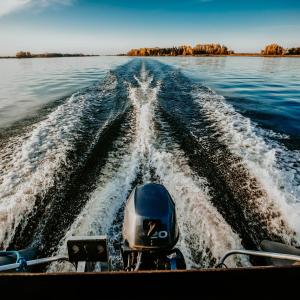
[0,0,299,55]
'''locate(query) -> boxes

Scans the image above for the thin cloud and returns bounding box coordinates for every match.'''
[0,0,30,16]
[0,0,75,17]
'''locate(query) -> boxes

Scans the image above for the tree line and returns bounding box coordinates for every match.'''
[127,43,300,56]
[127,44,233,56]
[15,51,96,58]
[261,44,300,55]
[11,44,300,58]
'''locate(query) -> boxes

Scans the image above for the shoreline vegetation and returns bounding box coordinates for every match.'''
[0,44,300,59]
[126,43,300,57]
[0,51,99,59]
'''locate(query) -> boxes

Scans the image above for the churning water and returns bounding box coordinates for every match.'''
[0,56,299,270]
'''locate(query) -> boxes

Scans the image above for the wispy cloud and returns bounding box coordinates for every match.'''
[0,0,29,16]
[0,0,75,17]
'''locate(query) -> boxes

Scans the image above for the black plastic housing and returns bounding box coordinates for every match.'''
[123,183,179,252]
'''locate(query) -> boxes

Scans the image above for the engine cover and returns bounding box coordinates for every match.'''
[123,183,179,251]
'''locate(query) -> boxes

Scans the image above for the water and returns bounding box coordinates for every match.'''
[0,56,130,128]
[0,56,299,270]
[157,56,300,139]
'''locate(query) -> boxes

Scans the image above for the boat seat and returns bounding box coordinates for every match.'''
[260,240,300,266]
[0,247,38,267]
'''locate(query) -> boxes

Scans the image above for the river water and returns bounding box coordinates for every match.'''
[0,56,299,270]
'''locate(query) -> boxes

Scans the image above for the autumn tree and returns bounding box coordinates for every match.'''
[16,51,32,58]
[261,44,285,55]
[127,43,232,56]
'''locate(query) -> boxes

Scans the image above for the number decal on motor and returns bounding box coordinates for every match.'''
[150,231,168,239]
[158,231,168,238]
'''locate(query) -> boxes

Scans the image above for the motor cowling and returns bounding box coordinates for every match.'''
[123,183,179,252]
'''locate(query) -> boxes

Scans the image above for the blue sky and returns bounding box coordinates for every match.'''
[0,0,299,55]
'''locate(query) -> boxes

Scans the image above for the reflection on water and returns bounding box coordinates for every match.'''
[0,56,130,128]
[154,56,300,137]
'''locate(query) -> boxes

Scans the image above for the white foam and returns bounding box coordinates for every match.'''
[193,87,300,241]
[132,76,246,268]
[0,77,118,248]
[49,64,247,271]
[47,66,154,271]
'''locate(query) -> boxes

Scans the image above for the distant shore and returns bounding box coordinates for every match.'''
[229,53,300,57]
[126,43,300,57]
[1,43,300,58]
[1,53,300,59]
[0,52,100,59]
[122,54,300,58]
[197,53,300,57]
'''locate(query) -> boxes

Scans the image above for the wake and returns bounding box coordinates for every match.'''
[49,63,245,271]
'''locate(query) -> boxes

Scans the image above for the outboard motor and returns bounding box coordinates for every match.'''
[122,183,186,271]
